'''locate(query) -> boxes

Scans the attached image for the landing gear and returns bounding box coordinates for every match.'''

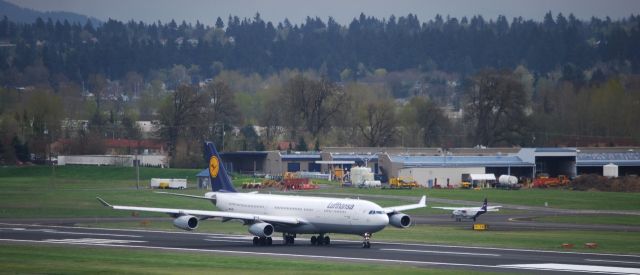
[253,236,273,246]
[283,233,296,245]
[310,234,330,246]
[362,233,371,248]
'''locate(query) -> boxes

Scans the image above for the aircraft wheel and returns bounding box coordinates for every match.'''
[253,237,259,246]
[316,236,324,246]
[324,236,330,245]
[259,237,266,246]
[267,237,272,246]
[310,236,317,245]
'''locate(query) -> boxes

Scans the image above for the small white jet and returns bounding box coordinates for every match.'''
[432,198,501,222]
[98,142,426,248]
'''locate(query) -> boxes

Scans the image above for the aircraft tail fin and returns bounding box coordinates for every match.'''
[481,198,488,211]
[204,141,237,192]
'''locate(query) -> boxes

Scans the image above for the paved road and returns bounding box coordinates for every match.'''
[1,222,639,274]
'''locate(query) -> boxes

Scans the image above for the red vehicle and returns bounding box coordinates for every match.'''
[533,174,571,188]
[282,178,319,190]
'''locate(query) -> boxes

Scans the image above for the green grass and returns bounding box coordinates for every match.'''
[0,244,488,275]
[531,215,640,226]
[308,186,640,211]
[0,165,200,180]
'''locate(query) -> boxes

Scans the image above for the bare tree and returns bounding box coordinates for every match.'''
[464,69,529,146]
[357,101,396,147]
[282,75,347,140]
[157,85,205,164]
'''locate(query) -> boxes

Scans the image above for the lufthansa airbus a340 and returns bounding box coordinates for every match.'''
[98,142,426,248]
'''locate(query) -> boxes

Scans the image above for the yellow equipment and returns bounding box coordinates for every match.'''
[389,177,419,189]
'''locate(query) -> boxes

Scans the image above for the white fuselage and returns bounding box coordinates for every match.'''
[453,208,480,219]
[210,192,389,235]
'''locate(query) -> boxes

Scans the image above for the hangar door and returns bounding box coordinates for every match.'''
[287,162,301,172]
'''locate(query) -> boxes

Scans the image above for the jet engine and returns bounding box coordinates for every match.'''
[389,213,411,228]
[248,222,274,237]
[173,215,199,231]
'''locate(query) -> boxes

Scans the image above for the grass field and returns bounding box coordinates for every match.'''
[531,215,640,226]
[0,244,490,275]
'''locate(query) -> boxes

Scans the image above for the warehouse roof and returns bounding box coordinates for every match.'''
[331,153,379,162]
[576,151,640,166]
[281,153,321,161]
[391,155,534,168]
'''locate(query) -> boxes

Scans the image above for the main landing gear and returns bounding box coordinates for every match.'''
[283,233,296,245]
[252,236,273,246]
[310,234,330,246]
[362,232,371,248]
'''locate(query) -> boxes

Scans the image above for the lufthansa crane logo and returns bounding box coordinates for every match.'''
[209,156,220,178]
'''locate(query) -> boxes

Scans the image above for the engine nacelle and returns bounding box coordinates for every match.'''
[248,222,274,237]
[173,215,199,231]
[389,213,411,228]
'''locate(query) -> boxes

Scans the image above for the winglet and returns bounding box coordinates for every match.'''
[419,195,427,206]
[96,197,112,208]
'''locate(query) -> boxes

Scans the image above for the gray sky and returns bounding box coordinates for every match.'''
[8,0,640,26]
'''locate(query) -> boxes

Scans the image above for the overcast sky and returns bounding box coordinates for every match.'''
[8,0,640,26]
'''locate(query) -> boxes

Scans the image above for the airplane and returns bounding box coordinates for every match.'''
[431,198,501,222]
[97,141,426,248]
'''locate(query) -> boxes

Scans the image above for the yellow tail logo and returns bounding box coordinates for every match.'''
[209,156,220,178]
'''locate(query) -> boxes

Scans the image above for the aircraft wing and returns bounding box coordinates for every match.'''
[97,197,302,225]
[383,195,426,214]
[431,206,463,210]
[154,191,215,200]
[486,206,502,211]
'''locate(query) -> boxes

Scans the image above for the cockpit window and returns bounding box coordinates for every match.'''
[368,210,384,214]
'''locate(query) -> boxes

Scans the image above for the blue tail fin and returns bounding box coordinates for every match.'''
[204,142,237,192]
[481,198,488,211]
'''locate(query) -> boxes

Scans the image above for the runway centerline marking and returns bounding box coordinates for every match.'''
[381,248,500,257]
[204,239,249,243]
[2,222,639,259]
[586,259,640,265]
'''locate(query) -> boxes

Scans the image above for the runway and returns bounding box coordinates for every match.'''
[1,222,639,274]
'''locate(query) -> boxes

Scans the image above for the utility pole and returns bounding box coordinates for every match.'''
[135,140,140,190]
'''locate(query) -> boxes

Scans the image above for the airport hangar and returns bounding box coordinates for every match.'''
[218,147,640,187]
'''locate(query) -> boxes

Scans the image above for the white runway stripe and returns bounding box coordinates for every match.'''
[42,238,147,244]
[498,263,640,275]
[381,248,500,257]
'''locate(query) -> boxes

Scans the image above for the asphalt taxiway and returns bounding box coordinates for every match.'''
[1,222,639,274]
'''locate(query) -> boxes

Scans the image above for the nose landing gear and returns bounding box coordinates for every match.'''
[362,233,371,248]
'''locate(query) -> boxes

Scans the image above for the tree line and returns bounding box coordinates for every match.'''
[1,12,639,86]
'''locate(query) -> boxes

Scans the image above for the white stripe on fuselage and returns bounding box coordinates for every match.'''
[214,192,389,233]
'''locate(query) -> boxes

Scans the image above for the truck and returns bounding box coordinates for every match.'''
[386,177,419,189]
[150,178,187,189]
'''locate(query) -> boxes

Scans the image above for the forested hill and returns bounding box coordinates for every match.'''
[0,0,101,26]
[0,12,639,86]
